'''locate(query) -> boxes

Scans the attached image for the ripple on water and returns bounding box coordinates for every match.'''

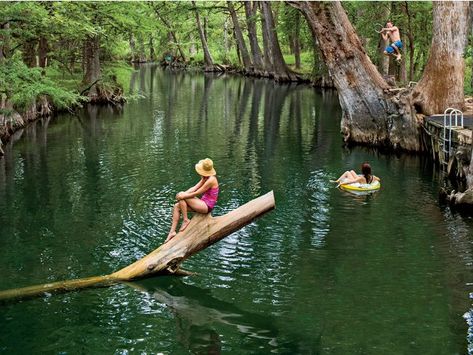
[102,184,174,269]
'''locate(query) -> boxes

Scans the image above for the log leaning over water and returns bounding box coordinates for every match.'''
[0,191,275,302]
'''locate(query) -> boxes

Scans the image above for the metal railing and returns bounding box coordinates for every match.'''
[441,108,464,162]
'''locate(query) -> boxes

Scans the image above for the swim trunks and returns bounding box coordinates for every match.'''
[386,40,403,54]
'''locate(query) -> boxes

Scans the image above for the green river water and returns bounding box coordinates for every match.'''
[1,65,473,354]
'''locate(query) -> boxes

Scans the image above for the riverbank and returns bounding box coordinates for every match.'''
[160,58,334,88]
[2,61,473,212]
[0,59,333,157]
[0,62,131,156]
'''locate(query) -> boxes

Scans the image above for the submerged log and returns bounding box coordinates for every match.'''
[0,191,275,302]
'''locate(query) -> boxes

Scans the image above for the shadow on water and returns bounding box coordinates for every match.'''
[128,277,280,353]
[128,277,319,353]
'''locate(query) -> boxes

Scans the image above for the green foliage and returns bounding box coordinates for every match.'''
[102,62,136,94]
[2,0,471,107]
[0,57,80,112]
[283,52,313,74]
[344,1,433,81]
[465,56,472,95]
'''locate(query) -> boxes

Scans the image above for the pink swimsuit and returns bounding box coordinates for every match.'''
[201,187,219,212]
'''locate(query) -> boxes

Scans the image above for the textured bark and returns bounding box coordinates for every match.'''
[189,33,197,58]
[468,153,473,189]
[293,12,301,69]
[223,19,229,60]
[129,33,136,62]
[228,1,252,69]
[38,37,48,69]
[0,23,9,60]
[260,1,295,81]
[244,1,264,71]
[411,1,471,115]
[291,1,420,150]
[376,5,390,75]
[401,2,415,81]
[259,2,272,73]
[192,1,214,70]
[82,35,101,99]
[22,40,37,68]
[137,34,146,62]
[312,45,333,88]
[377,36,389,76]
[149,35,155,61]
[0,192,275,302]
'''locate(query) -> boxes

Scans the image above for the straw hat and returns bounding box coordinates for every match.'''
[195,158,216,176]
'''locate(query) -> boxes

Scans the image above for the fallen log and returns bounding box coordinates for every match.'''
[0,191,275,302]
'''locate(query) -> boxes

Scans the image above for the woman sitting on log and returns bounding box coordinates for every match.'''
[166,158,219,242]
[334,162,380,186]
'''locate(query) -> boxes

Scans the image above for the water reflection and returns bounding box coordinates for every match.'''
[129,278,279,353]
[0,65,472,353]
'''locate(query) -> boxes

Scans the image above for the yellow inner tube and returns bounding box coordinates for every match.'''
[340,180,381,192]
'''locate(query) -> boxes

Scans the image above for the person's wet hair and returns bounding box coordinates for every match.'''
[361,162,372,184]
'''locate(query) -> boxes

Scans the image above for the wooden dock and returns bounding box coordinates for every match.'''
[422,114,473,178]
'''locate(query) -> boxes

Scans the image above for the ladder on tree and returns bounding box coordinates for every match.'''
[441,108,464,164]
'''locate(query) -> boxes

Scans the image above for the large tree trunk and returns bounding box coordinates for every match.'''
[228,1,252,70]
[244,1,264,72]
[401,2,415,82]
[0,192,275,302]
[129,33,136,62]
[260,1,295,81]
[411,1,470,115]
[149,35,155,62]
[189,32,197,58]
[293,12,301,70]
[82,35,101,100]
[137,34,146,62]
[377,36,389,76]
[38,37,48,70]
[192,0,214,70]
[0,23,9,60]
[376,5,390,76]
[22,40,37,68]
[291,1,420,150]
[259,2,273,74]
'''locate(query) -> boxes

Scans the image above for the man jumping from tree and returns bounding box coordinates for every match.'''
[381,21,403,62]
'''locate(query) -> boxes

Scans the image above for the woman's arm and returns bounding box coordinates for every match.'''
[185,178,205,193]
[178,177,215,199]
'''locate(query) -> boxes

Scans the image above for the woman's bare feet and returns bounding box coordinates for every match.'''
[165,231,177,243]
[179,219,191,232]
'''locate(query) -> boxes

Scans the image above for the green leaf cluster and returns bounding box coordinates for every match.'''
[0,56,80,112]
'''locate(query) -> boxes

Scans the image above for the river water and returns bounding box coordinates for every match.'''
[1,65,473,354]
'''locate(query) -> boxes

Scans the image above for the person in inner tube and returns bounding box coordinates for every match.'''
[334,162,380,186]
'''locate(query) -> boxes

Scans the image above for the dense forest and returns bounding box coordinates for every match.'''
[1,1,473,202]
[0,2,447,110]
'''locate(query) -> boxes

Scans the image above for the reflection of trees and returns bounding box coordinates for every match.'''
[129,278,280,353]
[129,70,138,95]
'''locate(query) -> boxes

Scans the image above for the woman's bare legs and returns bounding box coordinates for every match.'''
[336,170,358,182]
[179,198,208,232]
[178,199,191,231]
[166,198,210,242]
[166,203,181,242]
